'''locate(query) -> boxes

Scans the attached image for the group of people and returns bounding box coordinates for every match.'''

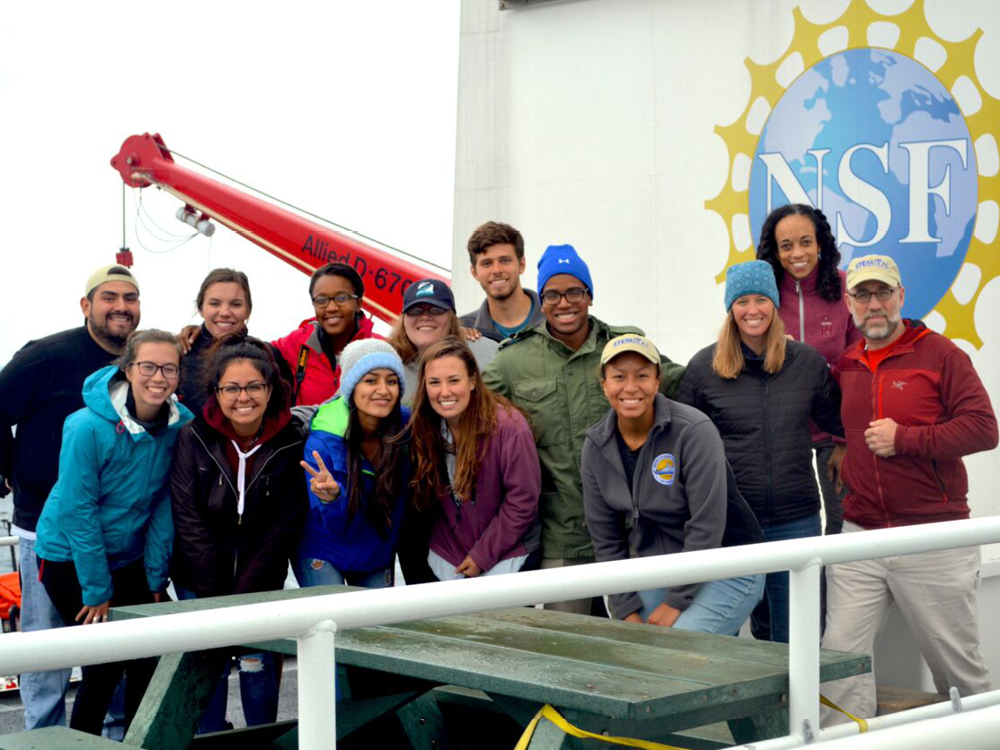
[1,205,996,735]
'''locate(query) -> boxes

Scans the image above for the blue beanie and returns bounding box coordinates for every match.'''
[337,339,406,403]
[724,260,780,311]
[537,244,594,300]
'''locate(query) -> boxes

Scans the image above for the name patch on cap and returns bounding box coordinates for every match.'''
[651,453,676,486]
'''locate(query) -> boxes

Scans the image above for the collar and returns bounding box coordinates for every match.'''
[780,265,820,293]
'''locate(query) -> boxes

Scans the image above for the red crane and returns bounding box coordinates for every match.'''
[110,133,447,322]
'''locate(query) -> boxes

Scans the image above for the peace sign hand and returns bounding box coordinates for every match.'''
[301,450,341,503]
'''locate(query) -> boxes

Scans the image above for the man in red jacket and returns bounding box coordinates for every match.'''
[821,255,997,724]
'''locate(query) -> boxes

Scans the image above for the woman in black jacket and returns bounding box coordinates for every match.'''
[169,335,308,731]
[677,261,842,643]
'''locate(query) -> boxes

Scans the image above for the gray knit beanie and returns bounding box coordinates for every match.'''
[338,339,406,402]
[724,260,780,311]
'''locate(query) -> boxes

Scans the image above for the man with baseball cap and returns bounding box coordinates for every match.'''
[483,244,684,614]
[0,263,140,729]
[821,254,996,724]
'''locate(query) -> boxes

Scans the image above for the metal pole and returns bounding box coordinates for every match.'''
[297,619,337,749]
[788,559,821,743]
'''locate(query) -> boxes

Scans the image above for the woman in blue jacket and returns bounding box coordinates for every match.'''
[295,339,410,588]
[35,330,193,735]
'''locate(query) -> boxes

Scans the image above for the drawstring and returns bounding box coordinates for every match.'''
[231,440,263,519]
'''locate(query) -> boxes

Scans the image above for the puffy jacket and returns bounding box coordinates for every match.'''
[169,409,309,597]
[835,320,998,529]
[677,340,843,525]
[271,315,378,406]
[35,366,193,606]
[482,316,685,559]
[428,406,542,571]
[299,397,411,573]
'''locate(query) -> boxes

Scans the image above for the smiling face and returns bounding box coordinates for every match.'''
[775,214,820,281]
[846,280,905,347]
[216,359,271,436]
[541,274,592,348]
[403,306,452,350]
[470,243,526,301]
[424,355,476,427]
[125,342,180,417]
[601,353,659,422]
[311,274,359,337]
[732,294,775,348]
[352,368,400,425]
[82,281,140,352]
[200,282,250,338]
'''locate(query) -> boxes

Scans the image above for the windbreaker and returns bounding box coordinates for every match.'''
[298,397,411,573]
[35,366,193,606]
[271,315,378,406]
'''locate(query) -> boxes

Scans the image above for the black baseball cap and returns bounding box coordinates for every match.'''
[402,278,455,313]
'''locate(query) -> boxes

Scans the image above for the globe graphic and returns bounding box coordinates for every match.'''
[748,48,978,319]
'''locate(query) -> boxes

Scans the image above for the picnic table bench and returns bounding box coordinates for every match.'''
[7,585,870,749]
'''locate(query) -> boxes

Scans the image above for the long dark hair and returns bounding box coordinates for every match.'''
[346,380,406,536]
[202,335,290,418]
[756,204,842,302]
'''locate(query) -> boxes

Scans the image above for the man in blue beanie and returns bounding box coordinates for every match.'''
[483,243,685,614]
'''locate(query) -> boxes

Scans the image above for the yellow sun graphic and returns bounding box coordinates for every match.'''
[705,0,999,347]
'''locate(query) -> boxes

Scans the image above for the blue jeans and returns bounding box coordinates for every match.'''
[756,513,823,643]
[637,574,765,636]
[17,536,71,729]
[291,557,393,589]
[175,588,279,733]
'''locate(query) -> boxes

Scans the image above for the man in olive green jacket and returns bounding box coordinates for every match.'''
[482,244,684,614]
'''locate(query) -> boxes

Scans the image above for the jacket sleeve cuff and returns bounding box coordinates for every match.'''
[894,424,910,454]
[609,592,644,620]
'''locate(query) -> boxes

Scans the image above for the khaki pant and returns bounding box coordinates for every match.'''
[820,521,990,725]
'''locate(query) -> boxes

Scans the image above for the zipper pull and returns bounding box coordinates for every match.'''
[237,513,243,526]
[633,507,640,520]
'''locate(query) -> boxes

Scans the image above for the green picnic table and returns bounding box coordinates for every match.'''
[103,585,868,749]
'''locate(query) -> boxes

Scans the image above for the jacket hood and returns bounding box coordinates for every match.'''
[82,365,193,439]
[298,315,376,354]
[843,318,931,362]
[202,395,293,444]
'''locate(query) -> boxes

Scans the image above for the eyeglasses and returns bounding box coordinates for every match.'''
[541,287,587,305]
[216,382,269,399]
[131,361,180,379]
[404,305,449,318]
[847,288,897,304]
[312,293,358,307]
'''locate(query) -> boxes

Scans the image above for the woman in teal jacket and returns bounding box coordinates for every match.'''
[35,330,193,736]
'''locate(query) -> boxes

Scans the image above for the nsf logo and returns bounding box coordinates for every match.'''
[707,2,999,345]
[651,453,676,486]
[748,48,975,320]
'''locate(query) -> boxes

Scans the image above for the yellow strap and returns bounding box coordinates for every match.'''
[820,694,869,732]
[514,704,689,750]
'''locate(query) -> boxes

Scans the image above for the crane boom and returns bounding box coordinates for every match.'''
[110,133,447,322]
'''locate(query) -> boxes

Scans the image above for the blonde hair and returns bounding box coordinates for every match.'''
[712,310,787,379]
[387,310,462,364]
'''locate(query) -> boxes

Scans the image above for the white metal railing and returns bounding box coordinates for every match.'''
[0,536,17,548]
[1,517,999,748]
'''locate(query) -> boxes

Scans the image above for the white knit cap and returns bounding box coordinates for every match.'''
[338,338,406,402]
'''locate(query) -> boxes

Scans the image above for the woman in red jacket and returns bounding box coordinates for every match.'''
[271,263,380,405]
[757,204,861,535]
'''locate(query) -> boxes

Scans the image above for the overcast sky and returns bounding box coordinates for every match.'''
[0,1,461,364]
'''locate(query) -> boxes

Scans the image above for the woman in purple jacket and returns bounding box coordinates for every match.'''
[757,204,861,535]
[408,337,541,580]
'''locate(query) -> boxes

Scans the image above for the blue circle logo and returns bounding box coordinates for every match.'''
[651,453,676,486]
[749,48,977,319]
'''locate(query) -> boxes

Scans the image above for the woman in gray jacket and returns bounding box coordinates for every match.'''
[582,335,764,634]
